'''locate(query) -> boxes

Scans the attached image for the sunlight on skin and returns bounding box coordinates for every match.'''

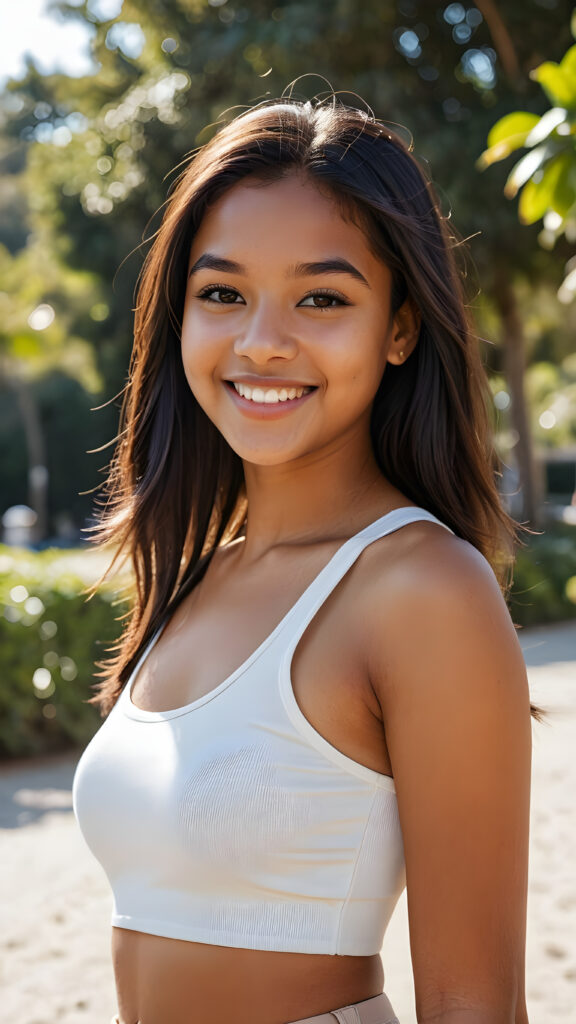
[181,172,419,552]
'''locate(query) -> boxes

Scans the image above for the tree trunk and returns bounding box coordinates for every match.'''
[492,271,542,527]
[11,374,49,543]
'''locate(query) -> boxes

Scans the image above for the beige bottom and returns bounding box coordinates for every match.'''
[110,991,399,1024]
[287,991,399,1023]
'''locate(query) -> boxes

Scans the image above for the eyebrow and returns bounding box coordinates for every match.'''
[188,253,370,288]
[189,254,242,277]
[293,259,370,288]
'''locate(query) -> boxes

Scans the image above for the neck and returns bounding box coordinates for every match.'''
[237,434,400,563]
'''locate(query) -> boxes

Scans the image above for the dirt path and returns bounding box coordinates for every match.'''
[1,621,574,1023]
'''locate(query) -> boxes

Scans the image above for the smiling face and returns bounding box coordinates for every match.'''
[180,171,416,468]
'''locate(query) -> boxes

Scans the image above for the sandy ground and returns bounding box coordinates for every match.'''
[1,621,574,1024]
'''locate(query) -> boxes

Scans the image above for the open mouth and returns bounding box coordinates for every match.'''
[225,381,318,405]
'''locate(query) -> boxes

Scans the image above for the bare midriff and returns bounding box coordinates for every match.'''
[111,927,384,1024]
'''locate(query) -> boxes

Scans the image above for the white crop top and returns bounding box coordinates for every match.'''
[72,506,454,956]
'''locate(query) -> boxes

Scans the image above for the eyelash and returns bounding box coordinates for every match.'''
[195,285,351,310]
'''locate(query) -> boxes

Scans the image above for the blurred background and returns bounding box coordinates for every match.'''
[0,2,575,1021]
[3,0,575,757]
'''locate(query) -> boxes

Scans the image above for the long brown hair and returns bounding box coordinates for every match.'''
[88,97,530,715]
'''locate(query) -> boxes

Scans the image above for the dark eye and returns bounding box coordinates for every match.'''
[198,286,245,305]
[298,292,348,310]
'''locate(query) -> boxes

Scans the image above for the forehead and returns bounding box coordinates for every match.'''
[189,172,382,271]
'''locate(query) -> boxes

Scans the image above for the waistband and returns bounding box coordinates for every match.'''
[110,991,399,1024]
[286,991,399,1024]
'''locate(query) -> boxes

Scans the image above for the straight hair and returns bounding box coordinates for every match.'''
[87,97,533,715]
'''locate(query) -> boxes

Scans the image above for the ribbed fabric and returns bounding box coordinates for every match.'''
[72,506,453,955]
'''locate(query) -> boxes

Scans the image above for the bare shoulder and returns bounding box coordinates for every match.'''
[359,518,527,711]
[364,514,501,601]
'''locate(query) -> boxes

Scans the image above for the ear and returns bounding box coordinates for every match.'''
[386,299,421,366]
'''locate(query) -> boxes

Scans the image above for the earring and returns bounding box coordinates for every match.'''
[399,349,405,359]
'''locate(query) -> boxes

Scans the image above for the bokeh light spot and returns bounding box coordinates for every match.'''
[494,390,511,411]
[444,3,466,25]
[90,302,110,321]
[33,667,52,691]
[539,410,556,429]
[28,304,55,331]
[60,657,78,681]
[40,621,58,640]
[25,596,45,617]
[53,126,72,147]
[106,22,146,59]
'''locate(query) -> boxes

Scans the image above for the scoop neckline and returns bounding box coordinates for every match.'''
[122,503,425,722]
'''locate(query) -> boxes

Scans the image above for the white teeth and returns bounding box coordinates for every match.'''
[232,382,311,403]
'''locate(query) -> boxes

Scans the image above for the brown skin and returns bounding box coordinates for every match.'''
[112,174,531,1023]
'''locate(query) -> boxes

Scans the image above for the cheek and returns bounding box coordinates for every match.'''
[324,321,388,392]
[180,313,219,390]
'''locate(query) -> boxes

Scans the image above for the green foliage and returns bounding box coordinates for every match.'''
[526,358,576,446]
[510,524,576,627]
[480,9,576,299]
[483,110,576,226]
[482,111,541,164]
[0,237,104,389]
[0,371,119,534]
[0,545,129,758]
[532,44,576,108]
[489,350,576,450]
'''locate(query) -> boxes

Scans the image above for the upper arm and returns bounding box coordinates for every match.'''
[367,531,532,1021]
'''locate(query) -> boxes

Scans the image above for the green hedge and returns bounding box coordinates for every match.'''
[0,545,127,758]
[1,526,575,759]
[508,522,576,627]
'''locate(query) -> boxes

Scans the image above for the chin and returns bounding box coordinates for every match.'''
[216,428,309,467]
[234,449,301,467]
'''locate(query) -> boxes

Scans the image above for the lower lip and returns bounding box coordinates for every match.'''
[224,382,317,419]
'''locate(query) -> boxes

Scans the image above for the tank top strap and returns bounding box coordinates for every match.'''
[278,506,454,660]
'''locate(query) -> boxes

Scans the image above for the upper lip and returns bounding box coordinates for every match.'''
[225,376,317,388]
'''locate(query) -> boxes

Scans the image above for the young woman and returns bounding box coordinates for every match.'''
[72,97,533,1024]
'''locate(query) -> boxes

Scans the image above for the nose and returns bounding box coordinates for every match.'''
[233,302,298,363]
